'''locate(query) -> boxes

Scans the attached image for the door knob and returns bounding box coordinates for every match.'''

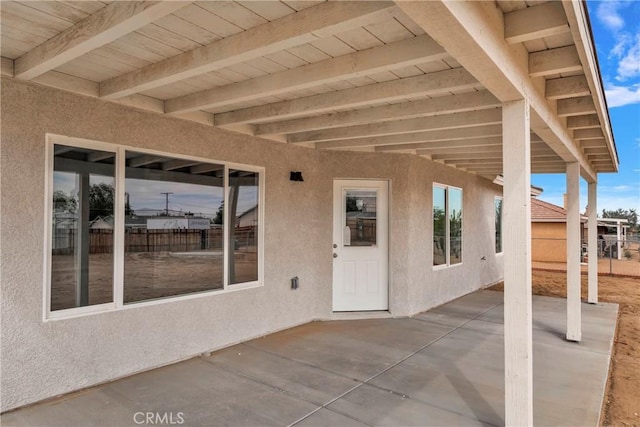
[333,244,338,248]
[333,253,338,258]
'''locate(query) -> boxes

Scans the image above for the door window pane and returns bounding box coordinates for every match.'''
[433,186,446,266]
[228,170,259,285]
[449,188,463,265]
[123,153,224,303]
[51,145,115,311]
[344,190,377,247]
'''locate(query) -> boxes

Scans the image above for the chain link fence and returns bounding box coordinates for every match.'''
[532,235,640,277]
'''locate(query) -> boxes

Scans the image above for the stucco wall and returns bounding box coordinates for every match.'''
[0,79,503,411]
[532,222,567,263]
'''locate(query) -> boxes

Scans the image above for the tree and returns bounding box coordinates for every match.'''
[88,183,132,221]
[602,208,638,230]
[53,190,77,213]
[213,201,224,225]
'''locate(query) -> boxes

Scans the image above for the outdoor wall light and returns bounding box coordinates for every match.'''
[290,171,304,182]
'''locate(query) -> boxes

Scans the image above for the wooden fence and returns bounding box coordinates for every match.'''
[52,227,256,255]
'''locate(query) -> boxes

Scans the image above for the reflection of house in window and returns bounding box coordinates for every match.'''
[236,205,258,228]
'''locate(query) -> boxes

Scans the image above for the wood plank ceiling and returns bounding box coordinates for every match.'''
[0,0,617,179]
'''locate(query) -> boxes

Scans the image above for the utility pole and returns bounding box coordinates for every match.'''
[161,192,173,216]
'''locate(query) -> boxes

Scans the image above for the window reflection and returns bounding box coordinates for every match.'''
[228,170,259,285]
[449,188,463,265]
[123,152,224,303]
[344,190,377,247]
[51,145,115,311]
[495,197,503,253]
[433,186,446,266]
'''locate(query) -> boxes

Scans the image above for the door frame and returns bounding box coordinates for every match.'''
[332,179,390,312]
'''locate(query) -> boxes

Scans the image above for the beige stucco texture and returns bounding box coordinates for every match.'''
[532,222,569,263]
[0,79,503,411]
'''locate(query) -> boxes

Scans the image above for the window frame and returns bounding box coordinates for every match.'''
[432,183,463,270]
[44,134,265,321]
[495,196,504,255]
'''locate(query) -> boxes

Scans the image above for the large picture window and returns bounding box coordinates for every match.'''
[46,136,263,318]
[433,184,463,267]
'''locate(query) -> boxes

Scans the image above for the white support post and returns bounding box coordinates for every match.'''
[587,181,598,304]
[503,99,533,426]
[566,162,582,341]
[616,221,622,260]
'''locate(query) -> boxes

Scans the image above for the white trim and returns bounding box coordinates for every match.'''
[43,134,265,320]
[332,178,390,312]
[223,164,229,291]
[42,138,54,322]
[113,146,126,308]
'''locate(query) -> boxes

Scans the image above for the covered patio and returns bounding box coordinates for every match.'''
[1,290,617,426]
[0,1,619,423]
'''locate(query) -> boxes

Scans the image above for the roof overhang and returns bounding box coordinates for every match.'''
[0,1,618,181]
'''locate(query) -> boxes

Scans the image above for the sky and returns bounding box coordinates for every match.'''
[531,0,640,216]
[54,171,258,219]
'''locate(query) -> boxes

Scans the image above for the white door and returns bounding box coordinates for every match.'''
[333,180,389,311]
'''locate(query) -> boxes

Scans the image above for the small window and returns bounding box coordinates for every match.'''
[433,184,463,267]
[228,169,260,285]
[495,197,503,254]
[46,136,263,317]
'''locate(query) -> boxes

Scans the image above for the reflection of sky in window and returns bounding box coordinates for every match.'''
[433,186,445,210]
[449,189,462,213]
[54,171,113,195]
[126,178,222,215]
[53,172,257,217]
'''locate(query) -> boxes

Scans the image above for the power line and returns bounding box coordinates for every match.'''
[160,192,173,216]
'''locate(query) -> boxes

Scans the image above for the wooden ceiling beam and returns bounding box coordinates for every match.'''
[213,68,478,126]
[504,2,570,44]
[546,75,590,100]
[373,137,501,153]
[288,108,502,144]
[574,128,604,140]
[254,90,500,136]
[165,35,448,114]
[100,1,396,99]
[394,0,596,182]
[315,125,502,151]
[557,96,596,117]
[567,114,600,129]
[529,46,582,78]
[14,1,188,80]
[579,139,606,148]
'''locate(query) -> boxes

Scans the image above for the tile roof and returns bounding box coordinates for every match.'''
[531,197,567,221]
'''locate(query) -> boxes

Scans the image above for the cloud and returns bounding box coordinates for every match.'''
[610,33,631,58]
[604,82,640,107]
[597,1,626,31]
[616,34,640,80]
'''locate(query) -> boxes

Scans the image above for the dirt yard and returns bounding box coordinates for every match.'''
[491,271,640,426]
[51,251,258,310]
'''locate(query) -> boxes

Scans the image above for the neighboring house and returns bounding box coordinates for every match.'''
[146,216,210,230]
[531,198,587,263]
[236,206,258,228]
[0,1,619,423]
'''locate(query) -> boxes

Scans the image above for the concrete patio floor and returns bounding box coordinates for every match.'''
[2,290,617,427]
